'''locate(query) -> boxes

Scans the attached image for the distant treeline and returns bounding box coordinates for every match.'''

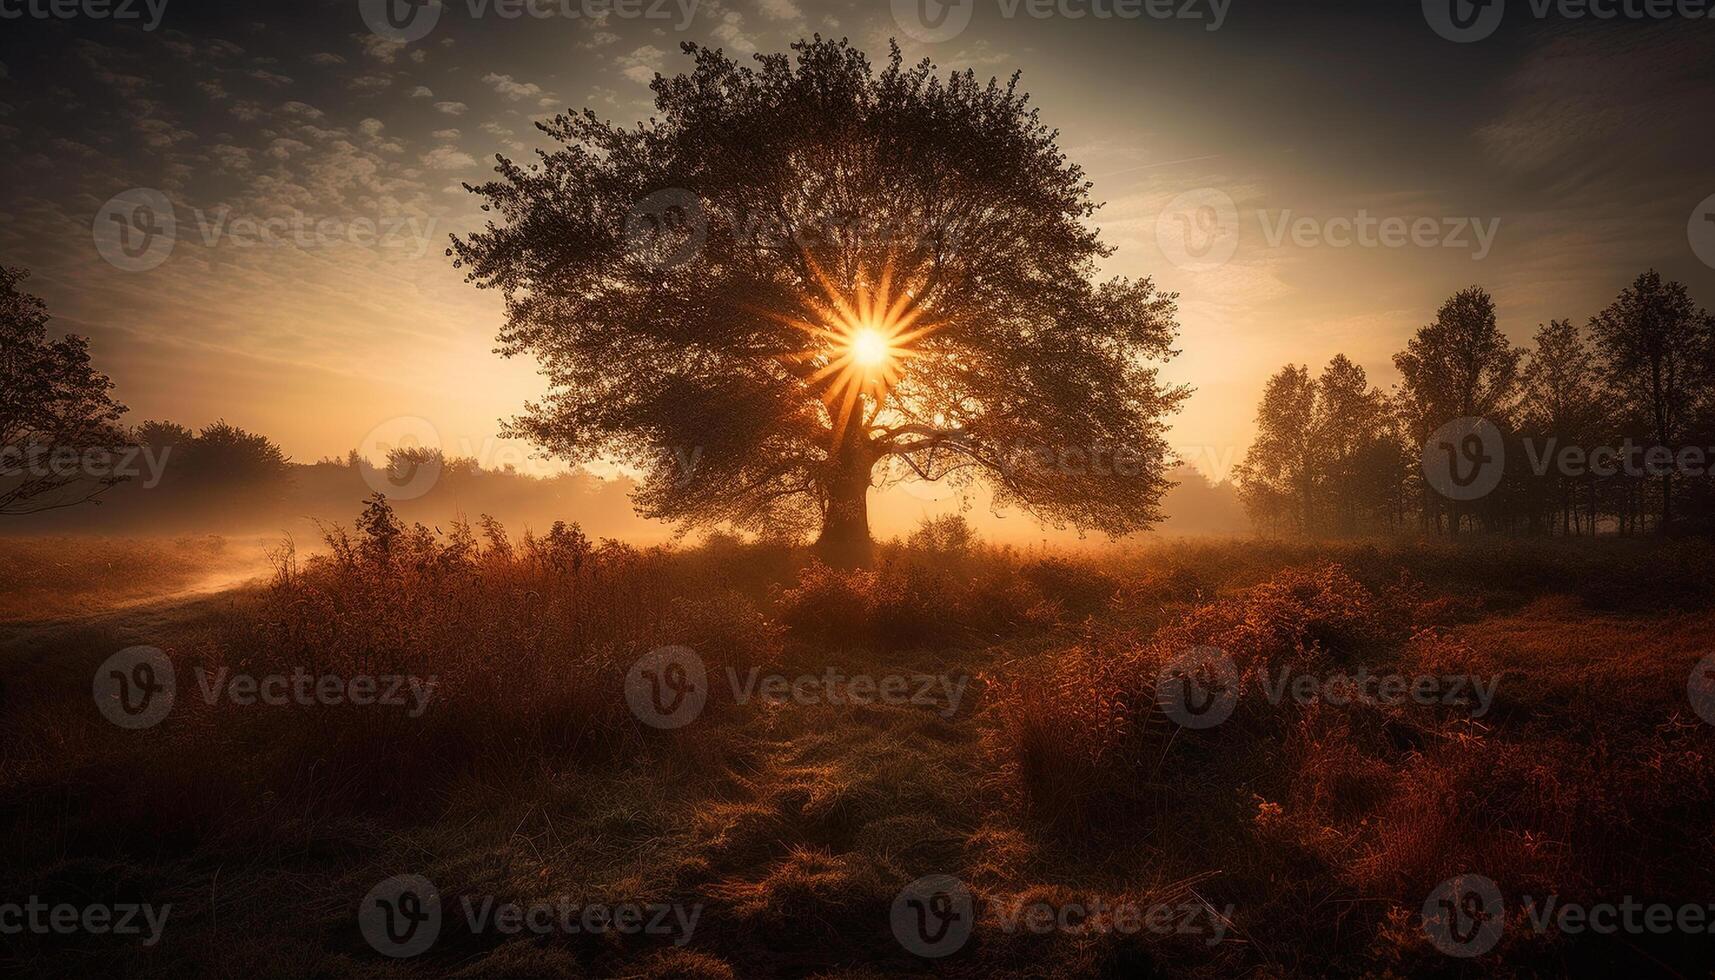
[1237,271,1715,537]
[6,419,1247,542]
[6,420,668,541]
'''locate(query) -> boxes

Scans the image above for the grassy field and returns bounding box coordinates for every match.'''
[3,507,1713,977]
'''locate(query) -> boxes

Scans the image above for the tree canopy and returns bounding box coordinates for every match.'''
[0,266,130,515]
[453,37,1188,562]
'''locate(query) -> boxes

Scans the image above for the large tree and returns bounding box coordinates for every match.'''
[453,38,1188,563]
[0,266,130,515]
[1588,271,1711,530]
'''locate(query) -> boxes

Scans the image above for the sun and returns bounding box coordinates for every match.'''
[849,326,891,368]
[773,258,942,445]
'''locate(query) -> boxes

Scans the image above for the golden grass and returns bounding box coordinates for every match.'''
[2,510,1713,976]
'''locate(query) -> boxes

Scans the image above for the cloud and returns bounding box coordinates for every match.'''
[617,46,666,85]
[281,101,326,120]
[433,128,462,140]
[423,145,478,170]
[309,52,347,65]
[482,72,546,101]
[359,118,386,137]
[209,144,253,172]
[266,137,312,160]
[247,69,295,87]
[435,101,469,115]
[136,118,194,148]
[360,35,407,64]
[711,11,758,54]
[409,85,434,98]
[350,75,394,94]
[755,0,801,19]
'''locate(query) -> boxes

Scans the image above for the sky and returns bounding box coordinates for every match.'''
[1,0,1713,494]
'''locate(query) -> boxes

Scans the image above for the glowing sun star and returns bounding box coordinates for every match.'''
[776,260,941,446]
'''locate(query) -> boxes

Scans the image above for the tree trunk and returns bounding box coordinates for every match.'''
[1661,471,1674,531]
[816,442,874,567]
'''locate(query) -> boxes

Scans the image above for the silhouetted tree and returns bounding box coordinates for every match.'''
[1313,354,1396,531]
[1518,319,1606,534]
[1235,365,1315,533]
[1588,271,1712,530]
[0,266,131,515]
[1394,286,1522,537]
[453,38,1188,565]
[1237,357,1397,535]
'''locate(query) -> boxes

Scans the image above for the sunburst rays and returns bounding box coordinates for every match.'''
[774,258,941,447]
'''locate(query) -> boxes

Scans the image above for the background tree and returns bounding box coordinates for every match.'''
[1518,319,1606,534]
[452,38,1188,564]
[1588,271,1711,530]
[1312,354,1395,532]
[1235,365,1315,533]
[1236,357,1398,536]
[1393,286,1522,537]
[0,265,130,515]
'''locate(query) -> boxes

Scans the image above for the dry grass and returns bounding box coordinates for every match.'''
[2,509,1713,977]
